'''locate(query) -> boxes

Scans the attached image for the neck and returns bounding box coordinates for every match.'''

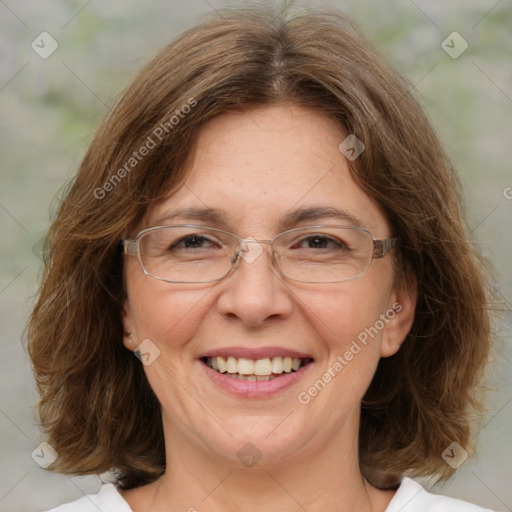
[134,407,395,512]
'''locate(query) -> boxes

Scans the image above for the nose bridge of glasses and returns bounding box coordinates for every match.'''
[237,237,273,250]
[233,237,275,266]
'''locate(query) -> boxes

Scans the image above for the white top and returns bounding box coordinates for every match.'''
[43,477,496,511]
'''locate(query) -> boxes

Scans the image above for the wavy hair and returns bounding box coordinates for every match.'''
[27,2,492,490]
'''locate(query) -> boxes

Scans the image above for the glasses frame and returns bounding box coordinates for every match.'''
[121,224,398,284]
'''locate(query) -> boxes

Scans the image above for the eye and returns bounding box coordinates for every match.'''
[292,234,349,251]
[169,234,219,250]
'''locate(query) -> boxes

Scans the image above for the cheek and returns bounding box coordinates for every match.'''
[299,278,392,391]
[306,281,389,344]
[127,281,213,404]
[126,269,210,351]
[298,288,389,410]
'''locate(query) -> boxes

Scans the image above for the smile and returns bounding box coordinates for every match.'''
[201,356,314,381]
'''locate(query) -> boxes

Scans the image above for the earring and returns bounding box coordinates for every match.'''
[127,332,135,344]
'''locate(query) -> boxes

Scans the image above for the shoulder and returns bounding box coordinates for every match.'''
[386,477,496,512]
[42,483,132,512]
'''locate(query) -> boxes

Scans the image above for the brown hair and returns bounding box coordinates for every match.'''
[27,2,492,490]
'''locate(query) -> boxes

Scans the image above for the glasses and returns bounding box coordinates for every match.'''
[121,224,398,284]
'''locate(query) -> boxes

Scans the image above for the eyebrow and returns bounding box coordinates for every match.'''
[152,206,365,231]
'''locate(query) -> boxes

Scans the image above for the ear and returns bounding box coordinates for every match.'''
[380,271,417,358]
[122,301,137,352]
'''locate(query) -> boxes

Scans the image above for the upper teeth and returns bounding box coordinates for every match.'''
[208,356,304,375]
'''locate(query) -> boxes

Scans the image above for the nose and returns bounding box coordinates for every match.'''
[216,240,293,327]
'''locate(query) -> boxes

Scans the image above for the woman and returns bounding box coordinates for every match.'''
[28,3,495,511]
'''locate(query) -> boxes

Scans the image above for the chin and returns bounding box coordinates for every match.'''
[193,415,316,468]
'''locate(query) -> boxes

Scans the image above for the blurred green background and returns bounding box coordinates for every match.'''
[0,0,510,510]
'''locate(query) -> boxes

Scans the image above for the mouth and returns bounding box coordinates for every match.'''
[200,355,314,382]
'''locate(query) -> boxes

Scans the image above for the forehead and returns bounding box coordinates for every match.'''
[147,104,390,237]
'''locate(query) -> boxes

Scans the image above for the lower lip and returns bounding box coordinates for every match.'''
[199,360,314,398]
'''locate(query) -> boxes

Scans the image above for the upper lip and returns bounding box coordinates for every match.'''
[198,346,314,360]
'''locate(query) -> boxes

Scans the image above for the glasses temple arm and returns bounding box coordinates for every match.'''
[120,239,138,256]
[373,238,398,258]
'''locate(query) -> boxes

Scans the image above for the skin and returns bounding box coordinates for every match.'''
[121,103,417,512]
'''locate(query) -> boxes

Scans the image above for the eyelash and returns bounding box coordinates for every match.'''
[169,233,349,251]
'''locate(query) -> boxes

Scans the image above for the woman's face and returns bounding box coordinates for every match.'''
[123,104,416,468]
